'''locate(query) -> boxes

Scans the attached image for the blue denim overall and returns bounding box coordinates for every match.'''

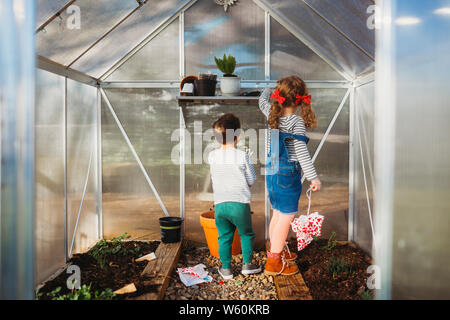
[266,130,310,214]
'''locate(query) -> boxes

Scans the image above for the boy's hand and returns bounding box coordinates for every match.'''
[310,178,321,191]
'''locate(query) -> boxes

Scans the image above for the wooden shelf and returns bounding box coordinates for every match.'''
[177,95,259,106]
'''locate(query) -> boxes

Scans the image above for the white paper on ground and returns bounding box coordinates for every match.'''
[177,264,213,287]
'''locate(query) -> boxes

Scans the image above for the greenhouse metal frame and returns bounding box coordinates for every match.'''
[2,0,449,300]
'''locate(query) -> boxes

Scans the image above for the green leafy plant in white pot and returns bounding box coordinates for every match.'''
[214,54,241,96]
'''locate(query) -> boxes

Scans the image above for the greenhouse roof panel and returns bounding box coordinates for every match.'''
[70,0,193,78]
[35,0,375,81]
[36,0,139,67]
[256,0,374,78]
[36,0,73,29]
[303,0,375,58]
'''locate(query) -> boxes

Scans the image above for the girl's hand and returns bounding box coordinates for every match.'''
[310,178,321,192]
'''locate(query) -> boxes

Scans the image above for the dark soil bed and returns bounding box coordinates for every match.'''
[37,240,160,300]
[288,237,373,300]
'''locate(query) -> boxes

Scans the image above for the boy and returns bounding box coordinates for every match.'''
[208,113,261,280]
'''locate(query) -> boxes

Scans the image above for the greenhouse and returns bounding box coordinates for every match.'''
[0,0,449,301]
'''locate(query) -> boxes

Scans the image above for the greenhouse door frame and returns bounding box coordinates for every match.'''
[35,0,376,248]
[99,79,355,243]
[96,0,370,243]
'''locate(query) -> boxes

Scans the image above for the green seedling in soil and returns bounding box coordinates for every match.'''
[360,289,373,300]
[43,284,116,300]
[214,54,237,76]
[327,256,354,279]
[35,289,44,300]
[89,232,141,269]
[322,231,338,251]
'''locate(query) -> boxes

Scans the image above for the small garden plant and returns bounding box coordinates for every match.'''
[214,54,237,76]
[37,284,116,300]
[322,231,338,251]
[89,232,141,269]
[327,256,354,279]
[360,289,373,300]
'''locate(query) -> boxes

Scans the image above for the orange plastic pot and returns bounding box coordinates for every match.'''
[200,211,241,258]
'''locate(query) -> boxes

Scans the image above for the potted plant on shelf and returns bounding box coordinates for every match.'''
[214,54,241,96]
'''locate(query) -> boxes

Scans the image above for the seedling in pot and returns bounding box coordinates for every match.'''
[214,54,237,77]
[214,54,241,95]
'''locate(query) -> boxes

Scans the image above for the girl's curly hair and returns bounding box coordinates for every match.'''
[268,76,317,130]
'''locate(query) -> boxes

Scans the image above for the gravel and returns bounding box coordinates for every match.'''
[163,246,278,300]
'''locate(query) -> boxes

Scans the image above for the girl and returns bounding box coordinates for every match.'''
[259,76,321,276]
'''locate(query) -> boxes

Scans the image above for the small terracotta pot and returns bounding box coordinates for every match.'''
[199,210,241,258]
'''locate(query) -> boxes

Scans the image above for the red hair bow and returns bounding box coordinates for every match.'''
[271,90,286,105]
[296,94,312,105]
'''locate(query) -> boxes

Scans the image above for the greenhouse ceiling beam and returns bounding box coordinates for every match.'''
[353,72,375,88]
[300,0,374,61]
[253,0,354,82]
[99,0,199,81]
[35,0,76,33]
[37,56,99,87]
[67,1,146,69]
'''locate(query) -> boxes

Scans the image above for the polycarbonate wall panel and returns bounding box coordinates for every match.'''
[185,0,265,80]
[270,18,344,81]
[303,0,375,58]
[263,0,374,78]
[106,18,179,81]
[388,0,450,299]
[71,0,190,78]
[66,79,98,254]
[354,82,374,254]
[183,103,267,248]
[294,89,350,241]
[35,69,65,285]
[101,89,180,240]
[183,88,349,246]
[37,0,137,66]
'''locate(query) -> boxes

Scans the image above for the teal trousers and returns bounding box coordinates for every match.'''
[214,202,255,269]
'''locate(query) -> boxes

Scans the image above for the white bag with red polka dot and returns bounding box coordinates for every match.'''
[290,188,324,251]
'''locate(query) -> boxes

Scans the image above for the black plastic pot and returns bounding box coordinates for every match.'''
[159,217,183,243]
[194,79,217,96]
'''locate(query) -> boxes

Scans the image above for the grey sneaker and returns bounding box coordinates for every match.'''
[241,263,262,275]
[218,267,233,280]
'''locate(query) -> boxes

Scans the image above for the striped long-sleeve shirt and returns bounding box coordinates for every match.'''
[208,148,256,205]
[259,88,318,181]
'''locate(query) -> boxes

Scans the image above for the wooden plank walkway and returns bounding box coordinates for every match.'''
[266,241,313,300]
[274,273,313,300]
[134,241,182,300]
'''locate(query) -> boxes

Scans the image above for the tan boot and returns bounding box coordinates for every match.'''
[264,251,299,276]
[283,242,297,261]
[267,242,297,261]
